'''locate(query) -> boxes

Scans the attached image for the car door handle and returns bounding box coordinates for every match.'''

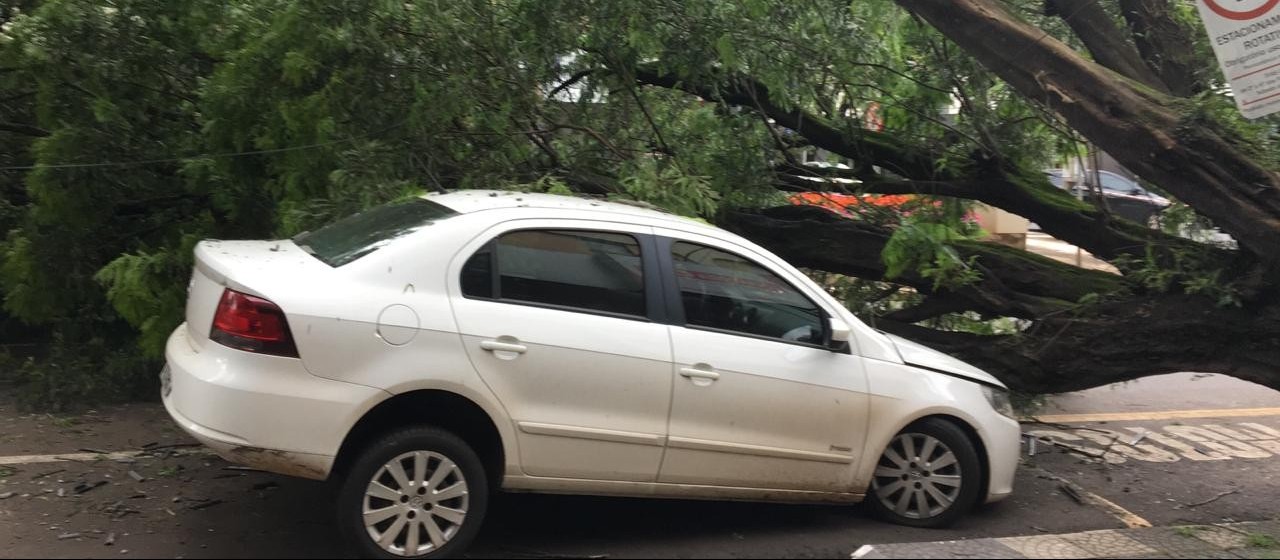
[480,340,528,354]
[679,367,721,381]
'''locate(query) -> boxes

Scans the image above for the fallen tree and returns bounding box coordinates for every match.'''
[4,0,1279,405]
[723,206,1280,393]
[620,0,1280,392]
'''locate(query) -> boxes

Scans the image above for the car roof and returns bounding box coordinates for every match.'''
[423,189,714,230]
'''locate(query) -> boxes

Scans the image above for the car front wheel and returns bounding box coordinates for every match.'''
[866,418,982,528]
[337,427,489,559]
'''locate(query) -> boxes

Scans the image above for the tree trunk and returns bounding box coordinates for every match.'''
[721,206,1280,394]
[895,0,1280,271]
[628,1,1280,395]
[1044,0,1169,92]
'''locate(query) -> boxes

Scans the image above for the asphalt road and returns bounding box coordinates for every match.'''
[1,372,1278,558]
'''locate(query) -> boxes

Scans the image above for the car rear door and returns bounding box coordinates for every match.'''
[448,220,674,482]
[653,229,870,492]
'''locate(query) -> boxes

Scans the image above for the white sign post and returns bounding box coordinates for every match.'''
[1196,0,1280,119]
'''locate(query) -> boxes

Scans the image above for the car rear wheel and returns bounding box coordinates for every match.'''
[867,418,982,528]
[338,427,489,559]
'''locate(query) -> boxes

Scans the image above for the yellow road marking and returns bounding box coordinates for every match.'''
[1085,492,1153,529]
[1034,468,1152,529]
[1028,407,1280,424]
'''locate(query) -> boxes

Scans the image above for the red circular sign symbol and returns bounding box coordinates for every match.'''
[1204,0,1280,21]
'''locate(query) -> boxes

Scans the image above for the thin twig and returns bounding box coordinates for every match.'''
[1179,490,1239,509]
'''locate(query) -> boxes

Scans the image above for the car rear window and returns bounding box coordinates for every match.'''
[293,198,459,267]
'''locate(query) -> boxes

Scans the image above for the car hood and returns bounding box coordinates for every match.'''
[883,333,1007,389]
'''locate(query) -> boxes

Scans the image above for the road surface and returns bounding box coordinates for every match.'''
[0,372,1277,558]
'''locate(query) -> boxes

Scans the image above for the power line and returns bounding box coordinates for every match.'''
[0,121,407,172]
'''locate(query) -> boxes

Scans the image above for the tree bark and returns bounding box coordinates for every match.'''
[894,0,1280,271]
[721,205,1125,321]
[1118,0,1207,97]
[1044,0,1168,92]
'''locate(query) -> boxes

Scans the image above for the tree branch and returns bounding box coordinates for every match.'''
[634,65,1228,269]
[546,69,594,100]
[895,0,1280,270]
[0,122,50,138]
[1118,0,1207,97]
[882,297,973,323]
[720,205,1127,320]
[632,66,940,179]
[1045,0,1169,92]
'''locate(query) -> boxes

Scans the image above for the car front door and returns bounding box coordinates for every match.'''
[654,231,870,492]
[449,221,673,482]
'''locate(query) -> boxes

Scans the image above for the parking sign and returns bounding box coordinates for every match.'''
[1197,0,1280,118]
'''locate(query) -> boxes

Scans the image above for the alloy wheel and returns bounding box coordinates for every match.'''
[871,433,963,520]
[362,451,470,557]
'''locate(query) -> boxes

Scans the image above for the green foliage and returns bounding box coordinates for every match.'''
[94,237,199,357]
[5,333,157,411]
[882,217,983,290]
[1174,526,1202,538]
[0,0,1078,408]
[1172,89,1280,169]
[808,272,922,323]
[1248,533,1280,549]
[620,160,718,218]
[0,0,1266,408]
[1113,246,1242,308]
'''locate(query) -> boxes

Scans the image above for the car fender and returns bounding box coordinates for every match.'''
[358,375,521,479]
[856,359,1003,491]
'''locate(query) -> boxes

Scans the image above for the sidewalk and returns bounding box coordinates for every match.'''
[852,521,1280,559]
[1024,232,1118,273]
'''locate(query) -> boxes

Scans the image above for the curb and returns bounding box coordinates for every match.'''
[851,521,1280,559]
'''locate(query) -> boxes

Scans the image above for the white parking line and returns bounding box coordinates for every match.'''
[1026,419,1280,464]
[0,451,145,465]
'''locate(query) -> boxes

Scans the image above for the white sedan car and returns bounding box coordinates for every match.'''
[162,190,1020,558]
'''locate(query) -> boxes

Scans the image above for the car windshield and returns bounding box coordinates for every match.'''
[292,198,459,267]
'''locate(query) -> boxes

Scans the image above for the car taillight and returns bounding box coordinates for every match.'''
[210,289,299,358]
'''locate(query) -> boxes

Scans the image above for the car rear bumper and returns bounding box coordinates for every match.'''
[161,324,387,480]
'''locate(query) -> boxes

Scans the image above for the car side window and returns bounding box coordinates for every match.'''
[1098,172,1136,194]
[670,241,825,345]
[461,229,647,318]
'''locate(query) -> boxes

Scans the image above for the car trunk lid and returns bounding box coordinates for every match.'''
[185,240,328,350]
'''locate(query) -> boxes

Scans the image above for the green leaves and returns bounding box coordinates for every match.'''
[714,34,738,68]
[2,0,1254,406]
[620,159,719,218]
[94,240,195,357]
[882,217,982,290]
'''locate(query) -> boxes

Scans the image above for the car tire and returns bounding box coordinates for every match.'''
[865,418,982,529]
[337,426,489,559]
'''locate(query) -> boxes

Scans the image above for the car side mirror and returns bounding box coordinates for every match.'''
[827,318,852,352]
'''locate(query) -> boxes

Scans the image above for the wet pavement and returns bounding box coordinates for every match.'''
[857,521,1280,559]
[0,372,1277,558]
